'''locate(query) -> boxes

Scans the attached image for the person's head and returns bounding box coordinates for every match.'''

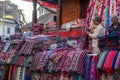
[92,16,102,25]
[111,15,118,25]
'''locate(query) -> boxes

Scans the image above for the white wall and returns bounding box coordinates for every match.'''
[0,23,16,39]
[0,23,3,36]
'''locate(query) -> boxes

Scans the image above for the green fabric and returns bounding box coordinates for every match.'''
[75,74,79,80]
[97,51,108,69]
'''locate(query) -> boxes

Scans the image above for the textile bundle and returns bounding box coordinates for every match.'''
[97,50,120,74]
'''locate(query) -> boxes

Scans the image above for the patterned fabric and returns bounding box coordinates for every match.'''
[97,51,108,70]
[37,51,48,71]
[114,52,120,70]
[110,72,119,80]
[90,56,100,80]
[78,50,90,74]
[84,55,92,80]
[103,50,118,74]
[0,42,5,52]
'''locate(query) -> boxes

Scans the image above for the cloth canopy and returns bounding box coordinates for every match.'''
[42,0,57,5]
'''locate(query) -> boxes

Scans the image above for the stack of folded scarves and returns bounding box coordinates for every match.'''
[30,46,90,75]
[0,40,23,64]
[10,33,22,40]
[97,50,120,74]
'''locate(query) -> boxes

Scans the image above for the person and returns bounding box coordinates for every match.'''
[109,15,120,34]
[107,15,120,80]
[21,27,34,40]
[87,16,105,54]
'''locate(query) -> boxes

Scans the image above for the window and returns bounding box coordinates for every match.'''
[7,28,10,34]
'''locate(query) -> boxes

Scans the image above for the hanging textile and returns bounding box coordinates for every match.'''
[90,55,100,80]
[84,55,92,80]
[86,0,119,33]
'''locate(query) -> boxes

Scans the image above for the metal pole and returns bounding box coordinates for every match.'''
[32,0,37,24]
[57,0,62,29]
[2,3,4,40]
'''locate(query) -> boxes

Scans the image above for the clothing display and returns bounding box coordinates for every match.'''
[0,40,23,64]
[31,47,90,74]
[10,33,22,40]
[1,0,120,79]
[84,54,100,80]
[2,26,120,80]
[86,0,120,33]
[31,72,84,80]
[97,50,120,74]
[0,33,119,80]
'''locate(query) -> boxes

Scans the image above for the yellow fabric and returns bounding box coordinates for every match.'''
[4,15,14,19]
[8,65,12,80]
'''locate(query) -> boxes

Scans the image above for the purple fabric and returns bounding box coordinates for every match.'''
[49,52,58,60]
[90,56,100,80]
[77,50,90,74]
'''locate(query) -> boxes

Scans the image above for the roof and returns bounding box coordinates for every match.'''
[22,13,55,28]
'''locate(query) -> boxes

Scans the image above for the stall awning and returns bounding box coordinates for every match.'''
[23,0,57,8]
[42,0,57,5]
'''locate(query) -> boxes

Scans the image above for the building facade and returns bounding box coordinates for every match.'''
[0,18,16,39]
[0,1,23,39]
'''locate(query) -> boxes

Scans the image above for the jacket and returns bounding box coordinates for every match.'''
[89,24,105,47]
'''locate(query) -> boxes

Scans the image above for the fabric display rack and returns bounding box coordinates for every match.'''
[25,35,91,80]
[84,33,120,80]
[89,33,120,80]
[0,34,93,80]
[84,0,120,79]
[2,32,120,80]
[0,40,24,80]
[0,0,120,80]
[0,34,120,80]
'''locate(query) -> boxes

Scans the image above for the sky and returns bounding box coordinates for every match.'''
[10,0,33,23]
